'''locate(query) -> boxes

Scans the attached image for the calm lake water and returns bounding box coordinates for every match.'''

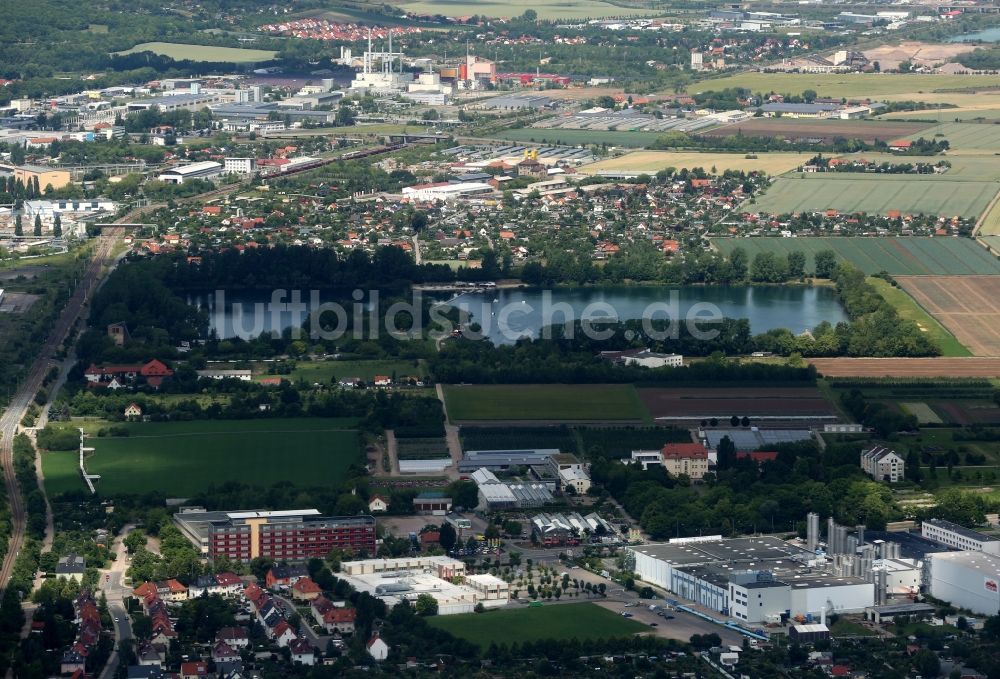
[191,286,848,345]
[948,27,1000,42]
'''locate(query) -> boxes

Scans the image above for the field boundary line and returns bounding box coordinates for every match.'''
[973,185,1000,237]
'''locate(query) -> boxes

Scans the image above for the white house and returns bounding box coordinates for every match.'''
[368,496,389,513]
[861,445,905,483]
[366,632,389,661]
[290,638,315,665]
[224,157,257,175]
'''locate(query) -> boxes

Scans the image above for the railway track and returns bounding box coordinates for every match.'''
[0,224,123,593]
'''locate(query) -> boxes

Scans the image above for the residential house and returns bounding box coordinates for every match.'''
[266,564,308,588]
[56,554,86,582]
[180,661,209,679]
[212,640,240,664]
[312,597,356,635]
[124,403,143,420]
[367,632,389,661]
[216,627,250,649]
[290,638,316,665]
[368,495,389,513]
[291,577,323,601]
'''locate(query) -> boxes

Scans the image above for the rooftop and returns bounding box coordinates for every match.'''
[923,518,1000,542]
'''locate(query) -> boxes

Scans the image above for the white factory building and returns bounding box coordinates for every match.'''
[157,161,224,184]
[928,551,1000,616]
[628,536,875,624]
[921,518,1000,555]
[402,181,493,202]
[339,556,509,615]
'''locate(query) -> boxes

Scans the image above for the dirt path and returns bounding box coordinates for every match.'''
[436,384,462,480]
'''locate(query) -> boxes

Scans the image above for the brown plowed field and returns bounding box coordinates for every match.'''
[896,276,1000,357]
[810,357,1000,377]
[638,387,837,420]
[699,118,931,144]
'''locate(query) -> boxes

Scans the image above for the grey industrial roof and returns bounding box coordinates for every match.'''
[924,518,1000,542]
[705,429,813,451]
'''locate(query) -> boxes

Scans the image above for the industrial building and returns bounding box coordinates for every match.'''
[0,164,72,191]
[928,551,1000,616]
[401,181,493,202]
[470,468,553,510]
[531,512,613,546]
[174,508,376,561]
[157,161,224,185]
[339,556,508,615]
[458,449,561,473]
[921,518,1000,554]
[628,536,875,624]
[702,428,813,452]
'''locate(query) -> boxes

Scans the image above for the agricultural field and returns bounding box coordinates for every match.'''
[692,73,1000,99]
[699,118,930,144]
[396,437,450,460]
[82,418,361,496]
[866,278,971,357]
[426,603,647,648]
[579,151,810,176]
[908,122,1000,152]
[443,384,647,422]
[979,201,1000,237]
[458,425,690,457]
[749,174,997,219]
[982,236,1000,253]
[824,378,1000,426]
[810,357,1000,378]
[711,237,1000,275]
[392,0,665,19]
[496,127,666,149]
[115,42,278,63]
[895,276,1000,356]
[834,154,1000,181]
[637,386,838,424]
[882,107,1000,122]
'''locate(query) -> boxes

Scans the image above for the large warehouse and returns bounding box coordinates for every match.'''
[928,551,1000,616]
[628,536,874,623]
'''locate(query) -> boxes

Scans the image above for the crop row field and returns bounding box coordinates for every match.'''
[68,418,362,496]
[579,151,811,176]
[866,278,971,357]
[896,276,1000,357]
[699,118,930,144]
[908,122,1000,152]
[749,174,997,219]
[114,42,278,63]
[496,127,666,148]
[443,384,648,422]
[712,237,1000,276]
[693,73,1000,99]
[831,154,1000,181]
[810,357,1000,377]
[394,0,665,19]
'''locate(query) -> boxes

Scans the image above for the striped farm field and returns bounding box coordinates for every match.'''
[711,237,1000,275]
[750,174,997,218]
[896,276,1000,356]
[908,122,1000,151]
[579,151,810,176]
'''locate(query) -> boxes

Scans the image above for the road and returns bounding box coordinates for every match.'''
[0,224,123,594]
[98,525,135,679]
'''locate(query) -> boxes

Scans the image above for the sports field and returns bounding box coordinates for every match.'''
[699,118,930,144]
[866,278,971,357]
[426,603,647,647]
[711,237,1000,275]
[579,151,809,176]
[750,174,997,219]
[256,359,427,385]
[692,73,1000,99]
[115,42,278,63]
[394,0,664,19]
[497,127,665,148]
[909,122,1000,152]
[41,451,84,497]
[896,276,1000,356]
[84,418,361,496]
[443,384,647,421]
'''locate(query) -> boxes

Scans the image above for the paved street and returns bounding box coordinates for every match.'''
[98,525,135,679]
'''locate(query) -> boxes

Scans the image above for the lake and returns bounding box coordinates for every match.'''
[948,27,1000,42]
[192,286,848,345]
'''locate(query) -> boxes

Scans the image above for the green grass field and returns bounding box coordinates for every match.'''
[693,73,1000,99]
[910,122,1000,151]
[257,359,427,385]
[833,154,1000,181]
[443,384,647,421]
[751,174,997,219]
[426,603,648,647]
[115,42,278,63]
[883,108,1000,122]
[84,418,360,496]
[711,237,1000,275]
[41,451,84,497]
[867,278,971,357]
[497,127,668,149]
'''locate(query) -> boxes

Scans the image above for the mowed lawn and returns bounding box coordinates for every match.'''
[427,603,648,647]
[256,359,427,385]
[85,418,360,496]
[41,451,85,497]
[751,174,997,219]
[580,151,809,176]
[114,42,277,63]
[867,278,971,357]
[443,384,648,421]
